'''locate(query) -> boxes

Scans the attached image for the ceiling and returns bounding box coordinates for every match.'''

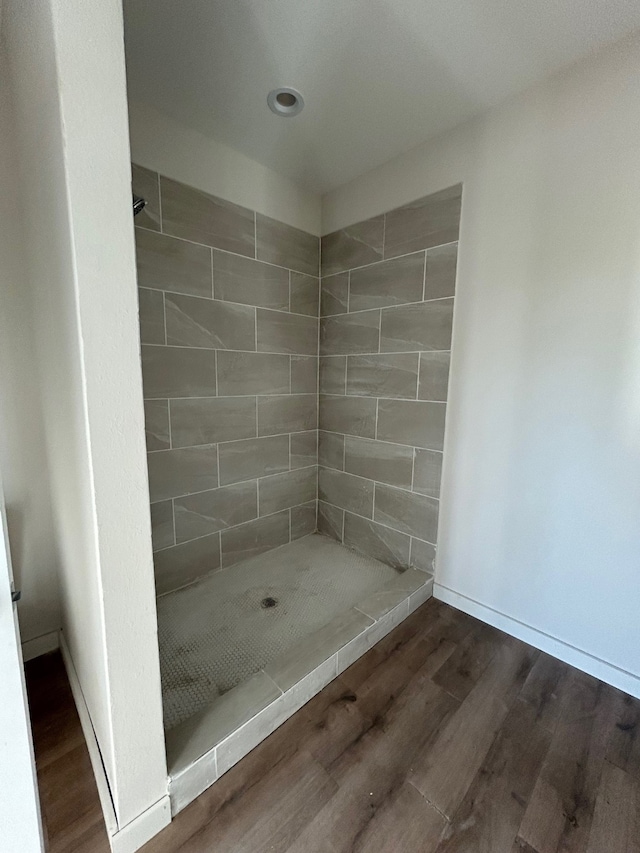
[123,0,640,195]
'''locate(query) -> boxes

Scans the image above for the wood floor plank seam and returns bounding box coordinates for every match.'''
[406,779,450,822]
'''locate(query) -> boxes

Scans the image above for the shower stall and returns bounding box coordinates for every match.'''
[132,162,460,811]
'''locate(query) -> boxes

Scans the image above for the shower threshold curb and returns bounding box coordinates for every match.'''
[165,563,434,815]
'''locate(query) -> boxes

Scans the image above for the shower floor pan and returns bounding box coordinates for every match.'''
[159,532,433,814]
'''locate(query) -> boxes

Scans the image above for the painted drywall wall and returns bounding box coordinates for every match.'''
[128,100,322,236]
[0,44,61,646]
[323,33,640,696]
[3,0,169,836]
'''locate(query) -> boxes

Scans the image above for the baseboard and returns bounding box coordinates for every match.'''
[109,796,171,853]
[434,583,640,700]
[58,633,119,838]
[59,632,171,852]
[22,629,60,662]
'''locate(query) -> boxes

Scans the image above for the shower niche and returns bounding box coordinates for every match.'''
[133,163,460,812]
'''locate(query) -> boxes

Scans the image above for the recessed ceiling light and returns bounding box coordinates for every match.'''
[267,88,304,117]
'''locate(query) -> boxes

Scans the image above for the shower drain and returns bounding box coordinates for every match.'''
[261,597,278,609]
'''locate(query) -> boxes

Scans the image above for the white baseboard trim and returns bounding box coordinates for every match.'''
[434,583,640,700]
[59,633,119,837]
[59,632,171,853]
[109,796,171,853]
[22,630,60,662]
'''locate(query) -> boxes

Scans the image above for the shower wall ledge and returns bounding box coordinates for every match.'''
[165,565,434,814]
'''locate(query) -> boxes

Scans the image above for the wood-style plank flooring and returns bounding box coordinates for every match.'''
[26,599,640,852]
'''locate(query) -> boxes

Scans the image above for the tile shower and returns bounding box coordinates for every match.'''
[318,184,461,572]
[132,163,460,813]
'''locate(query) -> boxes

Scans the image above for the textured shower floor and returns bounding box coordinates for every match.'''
[157,533,400,731]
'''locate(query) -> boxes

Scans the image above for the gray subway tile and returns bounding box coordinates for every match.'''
[147,445,218,502]
[213,250,289,310]
[319,395,376,438]
[138,288,165,345]
[258,394,317,436]
[321,273,349,316]
[165,293,255,350]
[377,399,446,450]
[259,467,317,516]
[217,351,290,396]
[290,273,319,317]
[418,351,451,401]
[144,400,170,451]
[317,500,344,542]
[218,435,289,486]
[154,533,220,596]
[291,356,318,394]
[349,252,425,311]
[150,500,174,551]
[161,176,255,257]
[170,397,256,448]
[221,511,290,568]
[380,299,453,352]
[318,468,373,517]
[135,228,212,297]
[319,356,346,396]
[343,513,410,570]
[358,569,428,621]
[291,502,317,540]
[141,346,216,399]
[374,483,439,541]
[321,216,384,276]
[290,431,318,469]
[255,214,319,276]
[265,607,370,692]
[257,309,318,355]
[411,538,436,573]
[347,353,418,399]
[344,437,413,488]
[174,481,258,543]
[318,431,344,470]
[413,449,443,498]
[131,164,160,232]
[320,311,380,356]
[383,184,462,259]
[425,243,458,299]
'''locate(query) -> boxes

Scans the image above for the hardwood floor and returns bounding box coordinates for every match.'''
[26,599,640,852]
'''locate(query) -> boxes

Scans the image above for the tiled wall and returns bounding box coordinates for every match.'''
[132,164,320,595]
[318,185,462,573]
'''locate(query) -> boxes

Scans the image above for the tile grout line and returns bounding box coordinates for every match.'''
[382,211,387,259]
[141,341,451,357]
[157,172,163,233]
[411,447,416,491]
[317,498,437,548]
[421,250,427,301]
[148,424,444,455]
[317,239,459,278]
[210,247,215,299]
[139,285,321,320]
[135,221,457,277]
[153,500,315,557]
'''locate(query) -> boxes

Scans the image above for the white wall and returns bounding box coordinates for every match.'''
[3,0,169,838]
[0,45,60,647]
[128,99,322,235]
[323,33,640,696]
